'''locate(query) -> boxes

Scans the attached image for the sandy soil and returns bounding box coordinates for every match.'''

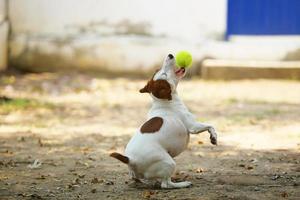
[0,72,299,200]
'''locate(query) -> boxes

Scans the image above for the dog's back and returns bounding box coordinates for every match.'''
[123,115,189,179]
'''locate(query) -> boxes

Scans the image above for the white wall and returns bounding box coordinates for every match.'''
[9,0,226,41]
[4,0,300,73]
[8,0,227,72]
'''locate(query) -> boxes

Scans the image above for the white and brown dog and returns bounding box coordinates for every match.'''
[110,54,217,189]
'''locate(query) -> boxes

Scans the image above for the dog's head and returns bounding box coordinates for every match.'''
[140,54,186,101]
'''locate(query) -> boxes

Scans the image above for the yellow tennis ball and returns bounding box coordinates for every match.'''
[175,51,192,68]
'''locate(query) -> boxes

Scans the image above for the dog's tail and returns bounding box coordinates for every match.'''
[110,152,129,164]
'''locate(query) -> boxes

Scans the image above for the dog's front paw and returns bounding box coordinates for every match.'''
[210,134,217,145]
[208,128,217,145]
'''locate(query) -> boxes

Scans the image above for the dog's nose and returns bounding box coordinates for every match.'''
[168,54,174,59]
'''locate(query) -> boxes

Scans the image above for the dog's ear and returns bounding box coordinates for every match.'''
[151,79,172,100]
[156,88,172,100]
[140,69,159,93]
[139,81,151,93]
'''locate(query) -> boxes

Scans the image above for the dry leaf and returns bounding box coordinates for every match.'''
[35,175,46,180]
[196,168,204,173]
[142,190,155,199]
[78,174,85,178]
[105,180,114,185]
[38,138,43,147]
[91,177,104,184]
[72,178,80,185]
[91,177,100,184]
[198,140,204,144]
[281,191,288,198]
[28,159,42,169]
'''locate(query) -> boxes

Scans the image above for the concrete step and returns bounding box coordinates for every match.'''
[201,60,300,80]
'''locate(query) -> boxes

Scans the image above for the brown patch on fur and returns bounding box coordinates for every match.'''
[110,152,129,164]
[140,117,163,133]
[140,70,172,100]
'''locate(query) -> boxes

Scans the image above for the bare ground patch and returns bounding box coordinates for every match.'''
[0,73,299,199]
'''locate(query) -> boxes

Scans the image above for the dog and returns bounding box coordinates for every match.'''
[110,54,217,189]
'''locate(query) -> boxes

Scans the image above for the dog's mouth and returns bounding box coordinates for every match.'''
[175,67,185,78]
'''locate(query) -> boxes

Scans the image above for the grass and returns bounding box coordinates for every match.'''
[0,96,55,114]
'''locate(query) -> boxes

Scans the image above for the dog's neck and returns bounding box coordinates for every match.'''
[150,91,188,112]
[151,92,180,105]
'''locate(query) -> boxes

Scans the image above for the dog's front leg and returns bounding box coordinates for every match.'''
[188,121,217,145]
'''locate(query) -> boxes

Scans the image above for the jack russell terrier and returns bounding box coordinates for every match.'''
[110,54,217,189]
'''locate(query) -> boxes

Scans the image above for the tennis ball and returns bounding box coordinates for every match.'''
[175,51,192,68]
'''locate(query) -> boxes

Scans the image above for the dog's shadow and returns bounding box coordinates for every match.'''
[127,176,192,190]
[127,181,161,190]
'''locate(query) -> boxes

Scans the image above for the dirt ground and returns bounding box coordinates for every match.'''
[0,72,299,200]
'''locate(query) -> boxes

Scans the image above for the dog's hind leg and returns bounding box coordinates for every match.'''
[161,177,192,189]
[159,158,192,189]
[159,159,192,189]
[143,154,192,189]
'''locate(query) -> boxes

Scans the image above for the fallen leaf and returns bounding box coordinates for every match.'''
[67,184,75,190]
[91,177,103,184]
[271,174,281,180]
[142,190,155,199]
[30,194,43,199]
[281,191,288,198]
[247,166,254,170]
[105,180,114,185]
[196,168,204,173]
[88,156,96,161]
[18,137,25,142]
[35,175,46,180]
[72,178,80,185]
[28,159,42,169]
[78,174,85,178]
[75,160,89,167]
[38,138,43,147]
[197,140,204,145]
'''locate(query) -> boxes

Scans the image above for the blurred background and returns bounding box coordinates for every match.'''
[0,0,299,199]
[0,0,300,78]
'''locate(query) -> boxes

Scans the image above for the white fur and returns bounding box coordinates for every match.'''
[124,54,217,189]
